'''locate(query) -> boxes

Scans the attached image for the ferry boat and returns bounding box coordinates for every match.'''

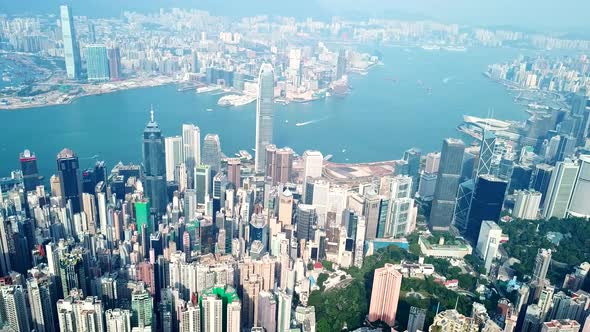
[217,94,256,107]
[196,86,221,94]
[421,45,441,51]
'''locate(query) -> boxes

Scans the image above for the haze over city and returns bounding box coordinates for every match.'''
[1,1,590,332]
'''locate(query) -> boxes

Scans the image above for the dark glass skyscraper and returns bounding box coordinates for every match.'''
[19,149,40,192]
[56,148,82,214]
[531,163,554,206]
[429,138,465,230]
[143,110,167,214]
[465,174,507,243]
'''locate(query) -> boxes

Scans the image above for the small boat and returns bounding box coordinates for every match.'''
[206,108,213,112]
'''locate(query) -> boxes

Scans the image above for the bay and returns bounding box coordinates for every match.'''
[0,46,532,179]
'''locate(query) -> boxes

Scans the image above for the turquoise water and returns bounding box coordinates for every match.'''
[0,46,532,178]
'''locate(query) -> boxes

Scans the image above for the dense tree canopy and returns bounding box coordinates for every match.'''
[499,217,590,283]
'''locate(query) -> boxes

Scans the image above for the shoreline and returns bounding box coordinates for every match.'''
[0,76,177,111]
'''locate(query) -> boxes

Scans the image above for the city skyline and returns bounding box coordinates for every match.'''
[2,2,590,332]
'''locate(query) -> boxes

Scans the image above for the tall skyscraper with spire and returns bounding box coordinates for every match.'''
[255,63,274,173]
[143,108,167,214]
[59,5,81,80]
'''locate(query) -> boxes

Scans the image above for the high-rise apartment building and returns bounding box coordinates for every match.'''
[368,263,402,327]
[407,306,426,332]
[513,190,542,220]
[1,285,30,332]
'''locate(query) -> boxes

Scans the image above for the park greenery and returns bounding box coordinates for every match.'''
[499,217,590,284]
[308,244,475,331]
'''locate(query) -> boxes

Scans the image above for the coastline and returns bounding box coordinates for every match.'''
[0,76,177,111]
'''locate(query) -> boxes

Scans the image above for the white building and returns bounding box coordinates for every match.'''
[106,309,132,332]
[302,150,323,202]
[543,160,579,220]
[513,190,542,220]
[165,136,183,182]
[476,220,502,273]
[568,155,590,218]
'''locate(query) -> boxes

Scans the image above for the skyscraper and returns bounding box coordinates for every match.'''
[465,175,507,243]
[85,44,110,81]
[275,147,294,184]
[131,286,153,328]
[164,136,183,182]
[59,250,87,297]
[513,190,542,220]
[407,307,426,332]
[182,124,201,187]
[296,204,317,241]
[143,109,167,214]
[265,144,277,180]
[60,5,81,80]
[533,248,552,286]
[57,148,82,214]
[195,165,211,205]
[19,149,40,192]
[336,48,346,80]
[403,148,421,195]
[531,163,554,207]
[107,47,121,80]
[227,158,241,188]
[475,131,497,177]
[265,145,294,185]
[27,276,59,332]
[201,295,222,332]
[203,134,222,175]
[302,150,323,204]
[277,291,292,332]
[476,220,502,273]
[368,263,402,327]
[1,285,30,332]
[255,63,275,173]
[430,138,465,230]
[543,160,579,220]
[567,155,590,218]
[105,309,131,332]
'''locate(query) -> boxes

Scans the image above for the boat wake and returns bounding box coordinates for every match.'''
[442,76,455,84]
[295,117,328,127]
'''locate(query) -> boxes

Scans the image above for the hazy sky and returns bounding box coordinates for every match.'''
[5,0,590,34]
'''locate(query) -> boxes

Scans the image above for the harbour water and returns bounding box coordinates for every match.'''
[0,46,535,178]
